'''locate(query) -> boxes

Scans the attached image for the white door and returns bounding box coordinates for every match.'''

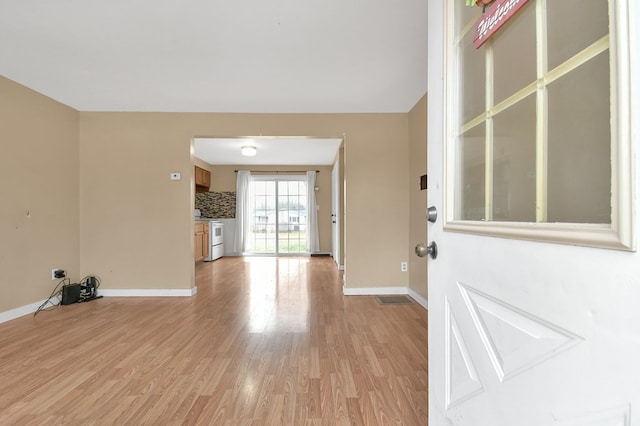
[331,160,341,268]
[427,1,640,425]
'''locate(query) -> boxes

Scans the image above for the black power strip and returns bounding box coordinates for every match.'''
[61,283,81,305]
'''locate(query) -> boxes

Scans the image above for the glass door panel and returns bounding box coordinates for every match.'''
[547,0,609,70]
[460,29,486,124]
[249,177,308,255]
[452,0,613,227]
[492,2,536,104]
[492,94,537,222]
[251,180,277,253]
[459,124,486,221]
[547,52,611,223]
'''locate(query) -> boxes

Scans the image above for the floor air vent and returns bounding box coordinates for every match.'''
[375,295,414,305]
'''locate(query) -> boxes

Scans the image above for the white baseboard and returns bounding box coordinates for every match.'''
[0,287,198,324]
[408,288,429,310]
[343,286,408,296]
[343,286,428,310]
[98,287,197,297]
[0,299,52,324]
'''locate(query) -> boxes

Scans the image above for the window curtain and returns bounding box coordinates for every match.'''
[234,171,253,253]
[306,171,320,253]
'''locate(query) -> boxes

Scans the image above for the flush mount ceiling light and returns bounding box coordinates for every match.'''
[241,145,257,157]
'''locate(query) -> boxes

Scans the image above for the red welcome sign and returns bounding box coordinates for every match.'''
[473,0,531,48]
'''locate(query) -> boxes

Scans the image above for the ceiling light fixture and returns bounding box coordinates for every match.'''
[241,145,257,157]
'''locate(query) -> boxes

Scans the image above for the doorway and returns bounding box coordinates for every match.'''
[192,136,344,262]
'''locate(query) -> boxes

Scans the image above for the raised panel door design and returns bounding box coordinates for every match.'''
[550,405,630,426]
[457,283,581,382]
[445,298,484,408]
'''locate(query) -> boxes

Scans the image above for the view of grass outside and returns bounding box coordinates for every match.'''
[249,230,307,254]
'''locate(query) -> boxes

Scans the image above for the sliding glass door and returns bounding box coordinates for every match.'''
[248,176,308,255]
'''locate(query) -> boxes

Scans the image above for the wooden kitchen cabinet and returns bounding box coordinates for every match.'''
[203,225,209,260]
[194,222,209,261]
[195,166,211,193]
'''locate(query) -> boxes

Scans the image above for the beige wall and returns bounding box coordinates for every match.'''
[0,76,80,312]
[341,117,410,288]
[209,164,333,253]
[79,113,410,291]
[408,95,428,299]
[0,75,422,314]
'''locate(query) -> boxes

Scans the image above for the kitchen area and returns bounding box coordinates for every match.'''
[194,164,239,262]
[192,137,341,264]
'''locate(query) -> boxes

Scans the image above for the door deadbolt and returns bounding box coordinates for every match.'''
[415,241,438,259]
[427,206,437,223]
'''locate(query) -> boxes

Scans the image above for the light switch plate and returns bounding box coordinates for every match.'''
[170,172,181,181]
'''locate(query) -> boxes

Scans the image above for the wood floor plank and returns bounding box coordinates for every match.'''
[0,257,427,424]
[181,395,213,426]
[329,372,351,426]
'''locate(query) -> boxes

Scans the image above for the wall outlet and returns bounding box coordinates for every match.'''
[400,262,408,272]
[51,268,66,280]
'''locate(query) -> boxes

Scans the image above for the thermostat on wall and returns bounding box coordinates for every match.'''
[170,172,181,181]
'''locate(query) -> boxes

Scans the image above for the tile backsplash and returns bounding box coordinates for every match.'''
[195,191,236,218]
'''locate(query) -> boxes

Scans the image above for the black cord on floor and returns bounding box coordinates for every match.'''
[34,278,69,317]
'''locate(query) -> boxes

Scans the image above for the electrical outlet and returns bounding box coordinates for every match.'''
[51,268,66,280]
[400,262,408,272]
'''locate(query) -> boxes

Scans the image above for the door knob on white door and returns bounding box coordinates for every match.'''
[415,241,438,259]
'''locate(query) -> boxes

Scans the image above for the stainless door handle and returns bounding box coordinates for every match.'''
[415,241,438,259]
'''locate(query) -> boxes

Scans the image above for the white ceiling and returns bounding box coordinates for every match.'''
[0,0,427,113]
[193,137,342,166]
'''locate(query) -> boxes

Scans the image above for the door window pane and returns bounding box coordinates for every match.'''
[460,29,486,124]
[493,2,536,104]
[460,125,486,220]
[547,0,609,69]
[492,94,536,222]
[448,0,630,249]
[454,1,611,225]
[547,52,611,223]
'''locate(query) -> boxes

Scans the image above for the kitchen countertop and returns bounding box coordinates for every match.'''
[195,217,236,220]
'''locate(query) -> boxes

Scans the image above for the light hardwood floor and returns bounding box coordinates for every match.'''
[0,257,428,425]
